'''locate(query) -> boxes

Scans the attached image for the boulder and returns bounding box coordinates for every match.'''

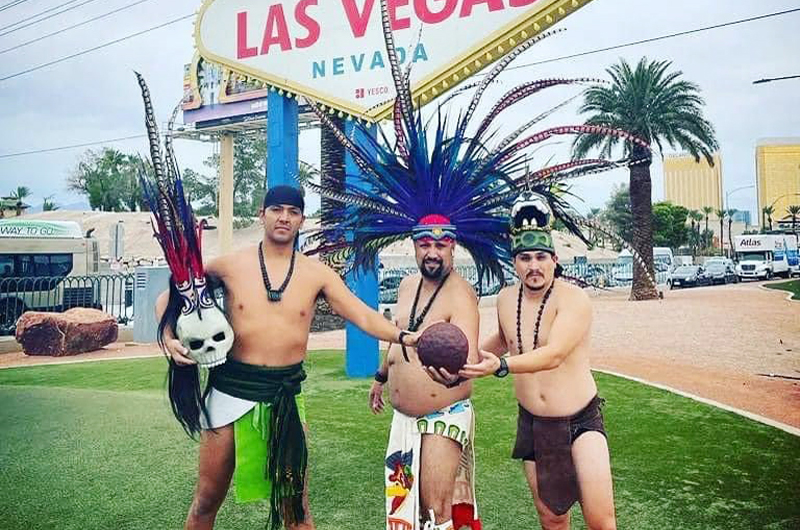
[15,308,118,356]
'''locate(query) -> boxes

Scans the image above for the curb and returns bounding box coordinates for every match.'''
[758,282,799,302]
[0,353,162,370]
[594,368,800,437]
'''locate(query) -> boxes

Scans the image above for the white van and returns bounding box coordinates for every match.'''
[0,219,100,330]
[612,247,672,286]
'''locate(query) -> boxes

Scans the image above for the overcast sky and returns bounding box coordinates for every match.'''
[0,0,798,218]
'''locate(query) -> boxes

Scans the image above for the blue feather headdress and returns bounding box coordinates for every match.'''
[303,0,653,288]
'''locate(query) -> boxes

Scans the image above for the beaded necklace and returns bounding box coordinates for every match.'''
[258,241,296,302]
[515,280,554,355]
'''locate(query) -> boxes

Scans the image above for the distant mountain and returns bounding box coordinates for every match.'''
[27,199,92,213]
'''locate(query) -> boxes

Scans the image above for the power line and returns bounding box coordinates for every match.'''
[3,6,799,156]
[753,75,800,84]
[0,0,33,13]
[0,0,155,56]
[504,7,800,73]
[0,0,99,36]
[0,134,147,159]
[0,13,194,82]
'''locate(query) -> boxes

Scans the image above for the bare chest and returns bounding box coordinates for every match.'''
[394,286,453,332]
[221,261,319,328]
[499,293,556,355]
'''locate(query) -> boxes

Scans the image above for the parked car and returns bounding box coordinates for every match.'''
[704,261,738,285]
[379,275,404,304]
[670,265,711,288]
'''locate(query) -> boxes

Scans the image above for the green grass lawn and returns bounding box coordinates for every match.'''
[765,279,800,300]
[0,352,798,530]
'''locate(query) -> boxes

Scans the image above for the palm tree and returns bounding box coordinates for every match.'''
[689,210,704,256]
[727,209,737,258]
[701,206,714,251]
[9,186,31,216]
[319,116,346,254]
[586,207,603,246]
[42,195,58,211]
[787,205,800,235]
[762,205,774,231]
[715,209,725,255]
[573,58,718,300]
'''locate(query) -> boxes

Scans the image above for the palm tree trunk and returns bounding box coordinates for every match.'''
[320,116,345,237]
[629,156,658,300]
[728,219,734,258]
[719,218,724,254]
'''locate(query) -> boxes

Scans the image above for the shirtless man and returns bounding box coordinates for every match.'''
[459,199,615,530]
[369,217,481,530]
[157,186,418,530]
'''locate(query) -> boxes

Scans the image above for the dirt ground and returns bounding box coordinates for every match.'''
[2,281,798,428]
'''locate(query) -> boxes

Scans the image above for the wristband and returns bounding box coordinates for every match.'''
[398,330,411,362]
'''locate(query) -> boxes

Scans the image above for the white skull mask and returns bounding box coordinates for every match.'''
[176,305,233,368]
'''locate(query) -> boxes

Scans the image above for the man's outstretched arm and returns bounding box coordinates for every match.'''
[320,264,417,346]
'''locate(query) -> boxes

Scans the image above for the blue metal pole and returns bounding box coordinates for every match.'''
[344,120,380,377]
[267,91,299,188]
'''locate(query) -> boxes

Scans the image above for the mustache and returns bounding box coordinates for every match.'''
[526,271,544,278]
[424,259,443,265]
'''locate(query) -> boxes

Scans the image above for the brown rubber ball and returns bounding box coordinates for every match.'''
[416,322,469,373]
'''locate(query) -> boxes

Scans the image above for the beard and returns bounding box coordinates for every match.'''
[420,259,444,279]
[523,272,548,291]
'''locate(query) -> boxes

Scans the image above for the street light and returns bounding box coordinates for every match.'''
[765,192,800,231]
[768,192,800,211]
[725,184,755,215]
[723,185,755,258]
[753,75,800,84]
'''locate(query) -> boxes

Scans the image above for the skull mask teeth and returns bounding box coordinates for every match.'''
[176,305,234,368]
[511,192,553,231]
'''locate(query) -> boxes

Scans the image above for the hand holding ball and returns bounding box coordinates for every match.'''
[416,322,469,374]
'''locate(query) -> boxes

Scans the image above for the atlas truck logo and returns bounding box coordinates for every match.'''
[738,237,764,248]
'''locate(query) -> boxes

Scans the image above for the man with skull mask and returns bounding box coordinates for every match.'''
[157,185,420,530]
[458,192,615,530]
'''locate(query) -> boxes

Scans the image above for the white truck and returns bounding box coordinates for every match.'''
[734,234,799,280]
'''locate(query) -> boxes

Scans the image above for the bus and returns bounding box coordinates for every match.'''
[0,219,100,332]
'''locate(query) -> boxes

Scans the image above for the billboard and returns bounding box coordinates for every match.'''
[195,0,597,121]
[182,54,273,127]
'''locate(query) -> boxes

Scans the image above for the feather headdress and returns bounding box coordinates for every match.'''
[304,0,652,289]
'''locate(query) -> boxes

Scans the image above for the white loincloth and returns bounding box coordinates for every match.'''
[384,399,478,530]
[200,387,257,430]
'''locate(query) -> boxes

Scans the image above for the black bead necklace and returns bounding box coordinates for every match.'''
[515,280,555,355]
[258,241,296,302]
[399,273,449,363]
[408,273,450,332]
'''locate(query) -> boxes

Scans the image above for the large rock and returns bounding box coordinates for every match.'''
[15,308,118,356]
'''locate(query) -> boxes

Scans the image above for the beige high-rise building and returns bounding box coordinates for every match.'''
[756,139,800,225]
[663,152,723,211]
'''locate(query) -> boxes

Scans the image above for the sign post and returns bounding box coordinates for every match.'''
[267,90,299,188]
[343,121,380,377]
